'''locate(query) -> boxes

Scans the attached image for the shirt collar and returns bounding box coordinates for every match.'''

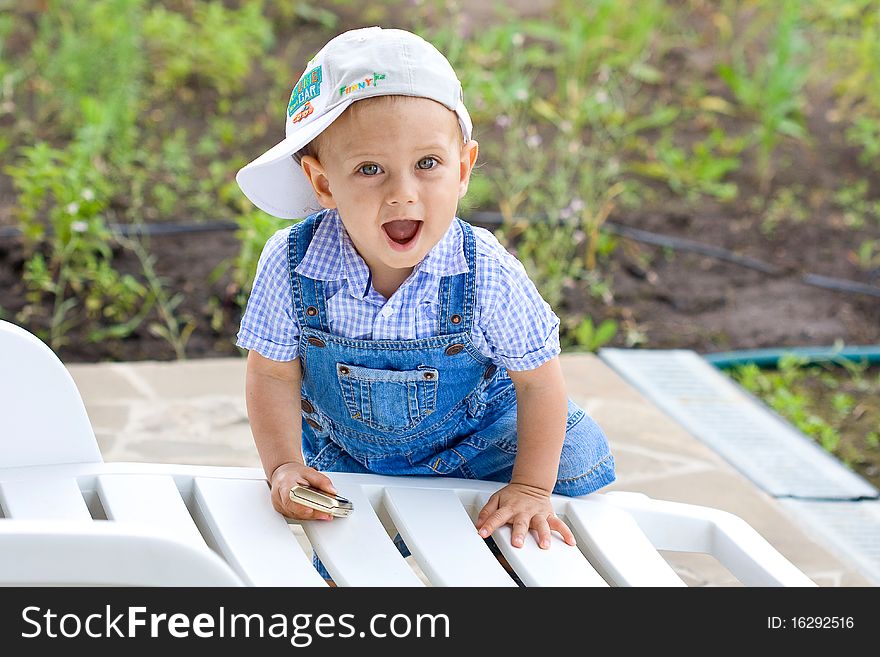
[293,209,345,282]
[416,219,469,278]
[294,209,470,292]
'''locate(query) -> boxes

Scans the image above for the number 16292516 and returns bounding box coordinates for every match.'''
[768,617,854,629]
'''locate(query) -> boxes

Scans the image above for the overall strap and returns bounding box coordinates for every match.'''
[437,218,477,334]
[288,210,330,332]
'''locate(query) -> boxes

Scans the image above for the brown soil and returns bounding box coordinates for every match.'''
[2,2,878,362]
[3,91,878,361]
[2,193,877,363]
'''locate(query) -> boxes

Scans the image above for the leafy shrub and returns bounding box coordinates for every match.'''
[4,141,146,347]
[143,0,274,98]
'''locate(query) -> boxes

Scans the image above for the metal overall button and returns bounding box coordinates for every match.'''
[483,364,497,379]
[450,314,462,325]
[305,306,318,316]
[308,337,326,348]
[423,372,435,380]
[445,344,464,356]
[301,398,314,414]
[338,365,350,375]
[305,418,322,430]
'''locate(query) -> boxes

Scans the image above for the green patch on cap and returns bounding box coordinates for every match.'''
[288,65,323,117]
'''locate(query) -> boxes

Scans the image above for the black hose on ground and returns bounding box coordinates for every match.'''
[2,212,879,298]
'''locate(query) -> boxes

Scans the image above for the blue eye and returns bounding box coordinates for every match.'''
[359,163,380,176]
[417,157,437,170]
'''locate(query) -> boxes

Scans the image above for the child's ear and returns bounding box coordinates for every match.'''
[458,139,479,199]
[300,155,337,209]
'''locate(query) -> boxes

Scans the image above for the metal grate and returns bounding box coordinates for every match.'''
[599,349,878,500]
[600,348,880,584]
[779,499,880,584]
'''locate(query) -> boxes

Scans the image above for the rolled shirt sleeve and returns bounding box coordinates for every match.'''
[475,231,561,371]
[235,227,301,361]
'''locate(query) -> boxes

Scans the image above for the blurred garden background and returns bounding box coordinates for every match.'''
[0,0,878,483]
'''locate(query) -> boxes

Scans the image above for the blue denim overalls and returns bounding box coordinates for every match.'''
[290,211,616,577]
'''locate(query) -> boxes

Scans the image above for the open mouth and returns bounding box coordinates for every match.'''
[382,219,422,248]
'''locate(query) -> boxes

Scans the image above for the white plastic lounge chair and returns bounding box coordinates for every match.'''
[0,319,816,587]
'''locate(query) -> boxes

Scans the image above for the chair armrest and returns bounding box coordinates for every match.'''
[601,492,817,586]
[0,519,244,586]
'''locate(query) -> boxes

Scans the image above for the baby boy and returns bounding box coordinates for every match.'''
[235,27,616,560]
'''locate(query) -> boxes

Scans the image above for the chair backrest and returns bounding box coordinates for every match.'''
[0,320,102,467]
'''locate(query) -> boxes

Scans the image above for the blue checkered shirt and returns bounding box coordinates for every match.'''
[236,210,560,371]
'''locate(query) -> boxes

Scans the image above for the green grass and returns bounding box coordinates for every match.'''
[729,354,880,486]
[716,0,811,191]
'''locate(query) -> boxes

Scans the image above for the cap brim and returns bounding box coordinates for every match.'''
[455,98,472,142]
[236,101,351,219]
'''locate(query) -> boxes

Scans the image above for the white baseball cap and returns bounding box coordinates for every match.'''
[235,26,473,219]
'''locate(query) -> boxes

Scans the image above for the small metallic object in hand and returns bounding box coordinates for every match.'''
[289,484,354,517]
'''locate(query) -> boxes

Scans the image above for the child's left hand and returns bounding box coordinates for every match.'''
[475,482,576,549]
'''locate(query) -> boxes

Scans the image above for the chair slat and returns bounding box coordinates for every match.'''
[383,487,517,587]
[0,477,91,520]
[97,474,204,547]
[491,525,609,587]
[301,482,424,587]
[192,477,326,587]
[566,499,686,586]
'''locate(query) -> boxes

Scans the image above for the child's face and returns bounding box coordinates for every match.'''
[300,97,478,284]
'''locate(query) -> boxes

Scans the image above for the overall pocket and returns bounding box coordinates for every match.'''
[336,362,439,432]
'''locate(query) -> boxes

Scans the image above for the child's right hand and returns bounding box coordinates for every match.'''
[269,461,338,521]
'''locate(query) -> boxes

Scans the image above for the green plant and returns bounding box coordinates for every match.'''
[0,9,24,129]
[506,219,585,311]
[5,0,174,349]
[732,357,838,451]
[832,180,880,229]
[729,352,880,473]
[568,316,618,352]
[716,0,810,191]
[115,229,195,359]
[0,10,12,78]
[264,0,341,28]
[805,0,880,171]
[406,1,682,342]
[752,185,810,235]
[4,141,147,348]
[852,239,880,270]
[628,128,743,202]
[30,0,145,159]
[127,127,197,221]
[143,0,274,99]
[520,0,669,126]
[845,117,880,169]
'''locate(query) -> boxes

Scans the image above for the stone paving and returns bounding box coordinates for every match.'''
[67,352,874,586]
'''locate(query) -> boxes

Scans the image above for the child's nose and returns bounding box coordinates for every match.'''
[385,172,418,206]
